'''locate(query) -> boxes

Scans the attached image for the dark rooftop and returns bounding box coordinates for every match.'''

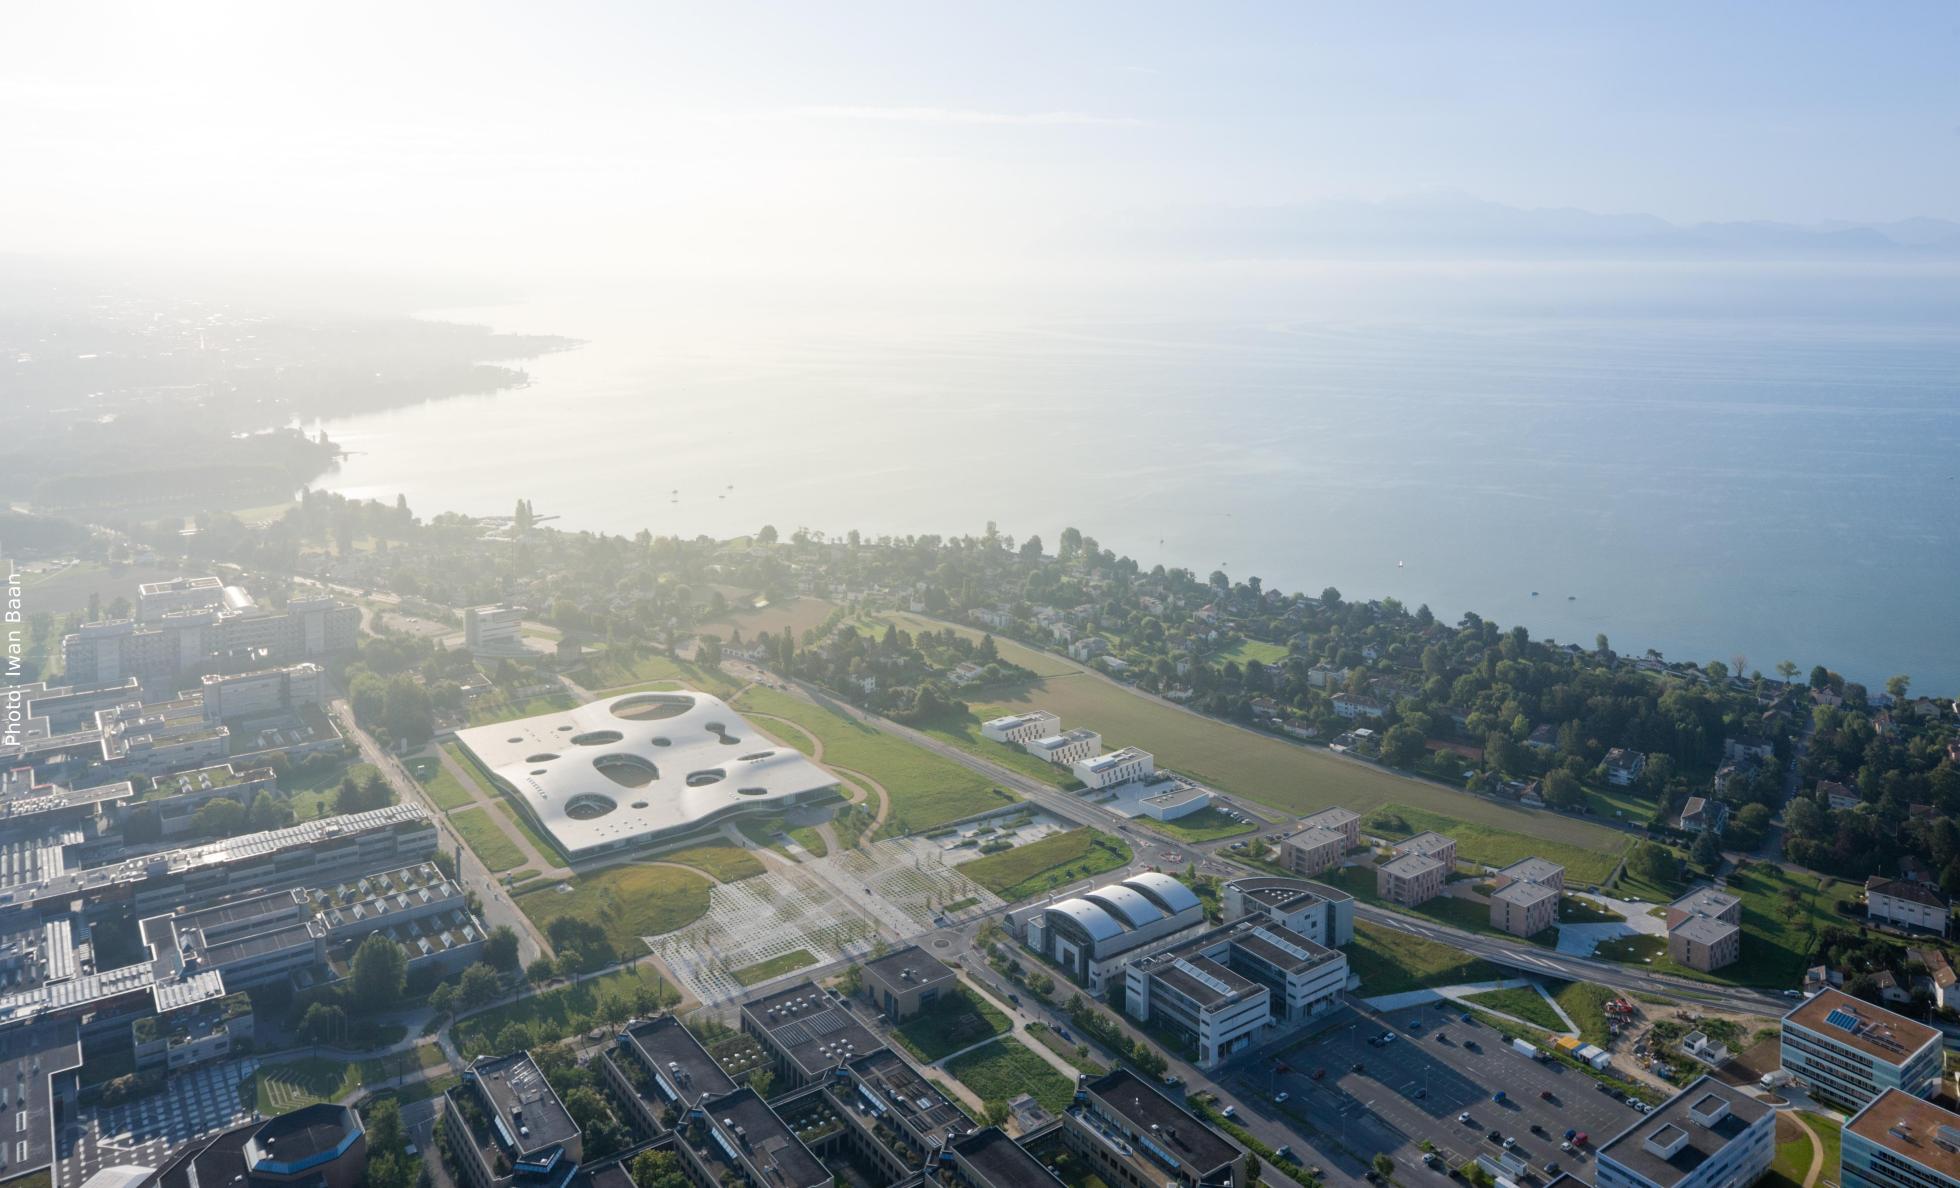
[1082,1068,1242,1174]
[692,1087,828,1188]
[622,1016,735,1105]
[246,1103,364,1170]
[1598,1076,1771,1188]
[470,1052,582,1155]
[861,944,956,993]
[848,1049,974,1142]
[951,1126,1066,1187]
[742,981,880,1075]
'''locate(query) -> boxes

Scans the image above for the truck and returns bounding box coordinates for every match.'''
[1510,1038,1541,1059]
[1760,1070,1793,1089]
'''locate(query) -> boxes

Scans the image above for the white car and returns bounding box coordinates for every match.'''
[1275,1091,1291,1104]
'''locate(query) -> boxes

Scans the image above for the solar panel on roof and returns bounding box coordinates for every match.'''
[1825,1007,1862,1031]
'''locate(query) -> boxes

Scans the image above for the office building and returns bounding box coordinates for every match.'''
[979,712,1060,746]
[860,945,957,1020]
[143,1103,368,1188]
[1064,1069,1245,1188]
[1221,875,1355,946]
[1124,919,1347,1067]
[679,1087,831,1188]
[1028,730,1102,766]
[946,1126,1066,1187]
[443,1053,584,1188]
[1072,747,1155,790]
[1780,990,1942,1110]
[1842,1088,1960,1188]
[1596,1076,1773,1188]
[1025,872,1207,993]
[741,981,881,1088]
[62,592,359,686]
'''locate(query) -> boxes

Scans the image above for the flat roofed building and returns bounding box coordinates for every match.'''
[979,711,1060,745]
[199,663,325,722]
[1220,875,1355,946]
[62,594,358,686]
[1668,915,1742,972]
[1392,830,1457,867]
[1494,857,1565,893]
[1280,826,1347,877]
[1377,852,1447,906]
[1298,807,1362,847]
[1866,877,1951,937]
[860,945,957,1020]
[948,1126,1066,1187]
[1781,990,1942,1110]
[844,1048,974,1158]
[1491,879,1559,938]
[741,981,881,1087]
[1139,781,1212,821]
[138,576,227,622]
[444,1052,582,1188]
[1667,888,1742,930]
[603,1015,734,1131]
[464,605,526,653]
[686,1086,831,1188]
[1842,1088,1960,1188]
[1597,1076,1773,1188]
[1072,747,1155,790]
[1066,1068,1245,1188]
[1124,947,1268,1069]
[454,690,839,860]
[1028,730,1102,766]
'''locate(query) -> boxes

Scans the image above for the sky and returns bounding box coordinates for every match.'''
[4,2,1957,282]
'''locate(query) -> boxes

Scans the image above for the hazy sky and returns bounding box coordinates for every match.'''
[6,2,1957,280]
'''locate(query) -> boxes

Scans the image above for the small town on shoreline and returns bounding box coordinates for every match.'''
[0,494,1955,1188]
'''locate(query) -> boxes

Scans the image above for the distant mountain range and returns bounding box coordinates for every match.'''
[1120,192,1960,260]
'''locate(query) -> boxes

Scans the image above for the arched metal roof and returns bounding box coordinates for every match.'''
[1045,897,1124,943]
[1084,884,1164,929]
[1122,871,1203,916]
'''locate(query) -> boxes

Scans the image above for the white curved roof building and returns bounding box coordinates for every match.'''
[453,689,839,859]
[1033,872,1209,993]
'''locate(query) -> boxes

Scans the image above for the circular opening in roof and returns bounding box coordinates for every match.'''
[564,794,618,820]
[630,800,648,809]
[650,737,672,747]
[529,769,547,776]
[569,730,624,746]
[557,725,573,731]
[506,737,522,744]
[736,786,770,797]
[525,753,558,763]
[593,753,659,788]
[610,693,694,721]
[685,769,726,787]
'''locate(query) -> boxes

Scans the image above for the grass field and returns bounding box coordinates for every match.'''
[566,649,740,697]
[1347,920,1503,996]
[1559,895,1626,924]
[959,644,1632,860]
[1218,638,1290,665]
[696,595,840,645]
[416,754,477,811]
[944,1036,1076,1113]
[891,987,1012,1062]
[1462,986,1566,1032]
[253,1045,448,1113]
[1363,803,1626,885]
[1802,1113,1842,1185]
[955,828,1131,902]
[493,800,571,867]
[1768,1114,1813,1188]
[1596,862,1851,987]
[1550,981,1620,1046]
[450,807,525,872]
[279,759,383,821]
[912,707,1076,788]
[516,864,712,954]
[465,690,578,727]
[442,741,500,796]
[1594,933,1667,963]
[451,965,677,1058]
[654,844,766,883]
[19,561,186,615]
[731,949,818,985]
[1136,806,1255,843]
[735,686,1017,834]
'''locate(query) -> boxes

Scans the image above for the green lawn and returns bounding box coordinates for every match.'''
[1597,862,1853,988]
[955,829,1131,902]
[654,843,766,883]
[1559,895,1626,924]
[1462,986,1566,1032]
[789,826,828,856]
[959,640,1633,861]
[493,800,571,867]
[1135,806,1254,843]
[515,864,713,954]
[1363,802,1625,885]
[1802,1113,1842,1185]
[1347,920,1503,996]
[735,686,1018,834]
[735,816,795,858]
[1218,638,1290,665]
[465,690,578,727]
[567,649,741,698]
[280,760,384,820]
[450,807,526,872]
[253,1045,448,1114]
[1594,933,1667,963]
[944,1037,1077,1113]
[1549,981,1621,1046]
[891,987,1012,1062]
[451,966,678,1059]
[442,741,500,798]
[731,949,818,985]
[1769,1114,1814,1188]
[415,753,477,811]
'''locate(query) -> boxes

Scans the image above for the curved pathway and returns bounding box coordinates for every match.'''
[744,710,893,838]
[1789,1110,1827,1188]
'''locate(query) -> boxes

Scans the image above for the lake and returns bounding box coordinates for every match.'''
[311,262,1960,693]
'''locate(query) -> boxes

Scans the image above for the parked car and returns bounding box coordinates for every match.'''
[1458,1114,1473,1125]
[1221,1105,1237,1119]
[1275,1091,1290,1104]
[1503,1137,1517,1150]
[1540,1090,1554,1101]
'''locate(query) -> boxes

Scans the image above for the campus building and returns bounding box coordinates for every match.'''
[945,1126,1067,1188]
[1780,990,1942,1111]
[1842,1088,1960,1188]
[61,591,359,686]
[1595,1076,1774,1188]
[979,711,1060,746]
[1221,875,1355,946]
[677,1086,830,1188]
[1063,1069,1246,1188]
[1025,872,1207,994]
[1124,919,1348,1067]
[859,945,956,1021]
[443,1052,584,1188]
[1071,747,1155,790]
[740,981,881,1089]
[463,605,526,653]
[603,1014,736,1133]
[143,1102,369,1188]
[1028,730,1102,766]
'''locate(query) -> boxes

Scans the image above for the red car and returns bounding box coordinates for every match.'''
[1540,1090,1555,1101]
[1312,1068,1327,1081]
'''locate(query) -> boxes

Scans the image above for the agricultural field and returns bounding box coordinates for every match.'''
[450,807,525,872]
[515,864,713,954]
[944,1036,1076,1114]
[955,828,1131,902]
[566,649,740,697]
[735,686,1017,834]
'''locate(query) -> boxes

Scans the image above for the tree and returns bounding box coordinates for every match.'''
[1810,665,1831,689]
[1690,829,1722,871]
[191,797,248,837]
[458,963,503,1010]
[1375,1154,1397,1179]
[1628,840,1679,885]
[1381,724,1425,768]
[1776,660,1800,684]
[747,1068,774,1100]
[526,957,557,985]
[298,1002,346,1044]
[247,790,292,830]
[351,934,407,1013]
[1541,768,1584,810]
[483,927,520,971]
[757,524,778,545]
[631,1150,688,1188]
[1887,674,1911,701]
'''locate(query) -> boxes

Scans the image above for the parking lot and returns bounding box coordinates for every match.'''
[1223,1004,1644,1183]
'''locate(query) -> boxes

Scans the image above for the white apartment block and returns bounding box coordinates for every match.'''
[1781,990,1943,1111]
[1073,747,1155,789]
[1028,729,1102,766]
[199,663,325,721]
[980,711,1061,746]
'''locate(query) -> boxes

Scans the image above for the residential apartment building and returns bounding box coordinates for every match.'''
[1279,826,1346,877]
[1666,887,1744,972]
[1866,877,1951,937]
[1603,748,1648,786]
[1842,1089,1960,1188]
[1491,879,1559,938]
[979,711,1059,745]
[1377,853,1448,906]
[1393,831,1458,868]
[1596,1076,1774,1188]
[1298,806,1362,847]
[1072,747,1155,789]
[1331,693,1385,720]
[1781,990,1942,1110]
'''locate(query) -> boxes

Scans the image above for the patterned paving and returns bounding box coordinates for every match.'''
[58,1059,259,1188]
